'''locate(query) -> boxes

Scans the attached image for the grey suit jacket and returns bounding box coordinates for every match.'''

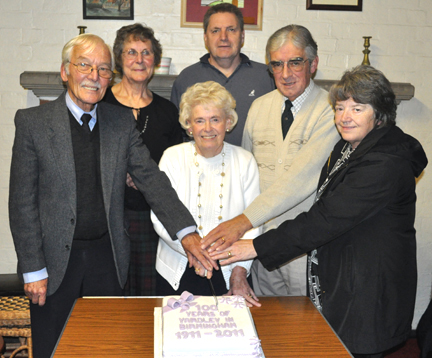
[9,92,195,296]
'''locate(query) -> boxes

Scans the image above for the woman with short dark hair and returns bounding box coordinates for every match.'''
[212,66,428,356]
[328,65,397,128]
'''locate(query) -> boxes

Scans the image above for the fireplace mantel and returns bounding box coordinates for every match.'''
[20,71,415,104]
[20,72,178,100]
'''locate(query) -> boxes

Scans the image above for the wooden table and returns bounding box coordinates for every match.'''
[53,296,352,357]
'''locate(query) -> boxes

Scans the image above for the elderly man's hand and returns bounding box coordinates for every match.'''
[201,214,253,253]
[182,232,219,278]
[24,278,48,306]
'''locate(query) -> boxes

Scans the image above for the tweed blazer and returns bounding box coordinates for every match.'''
[9,92,195,296]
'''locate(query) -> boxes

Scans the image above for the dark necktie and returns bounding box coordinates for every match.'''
[81,113,92,133]
[281,99,294,140]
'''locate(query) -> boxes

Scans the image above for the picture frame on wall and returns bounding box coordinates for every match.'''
[181,0,263,31]
[306,0,362,11]
[83,0,134,20]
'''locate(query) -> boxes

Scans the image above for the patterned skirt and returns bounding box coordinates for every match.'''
[124,208,159,296]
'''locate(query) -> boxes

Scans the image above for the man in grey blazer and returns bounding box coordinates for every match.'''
[9,34,215,358]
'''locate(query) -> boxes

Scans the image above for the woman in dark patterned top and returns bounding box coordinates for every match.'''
[103,23,183,296]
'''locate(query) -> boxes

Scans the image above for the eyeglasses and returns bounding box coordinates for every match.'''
[122,48,154,60]
[269,58,308,74]
[69,62,113,79]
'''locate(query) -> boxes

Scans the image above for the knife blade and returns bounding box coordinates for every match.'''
[207,277,219,311]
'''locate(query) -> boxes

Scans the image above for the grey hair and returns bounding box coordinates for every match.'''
[62,34,113,75]
[266,24,318,64]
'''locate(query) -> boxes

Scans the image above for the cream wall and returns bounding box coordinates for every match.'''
[0,0,431,327]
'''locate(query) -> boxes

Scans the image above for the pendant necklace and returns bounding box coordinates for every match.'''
[133,108,149,136]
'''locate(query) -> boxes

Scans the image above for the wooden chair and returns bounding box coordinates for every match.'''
[0,296,32,358]
[0,336,4,356]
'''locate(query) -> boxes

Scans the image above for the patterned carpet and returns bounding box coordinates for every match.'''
[385,338,421,357]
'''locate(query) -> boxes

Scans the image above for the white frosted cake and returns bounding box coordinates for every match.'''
[160,291,262,357]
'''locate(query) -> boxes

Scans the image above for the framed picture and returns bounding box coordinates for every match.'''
[83,0,134,20]
[181,0,263,31]
[306,0,362,11]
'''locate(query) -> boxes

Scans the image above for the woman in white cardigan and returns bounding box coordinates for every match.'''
[151,81,262,307]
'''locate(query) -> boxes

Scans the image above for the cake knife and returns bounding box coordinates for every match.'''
[207,277,219,311]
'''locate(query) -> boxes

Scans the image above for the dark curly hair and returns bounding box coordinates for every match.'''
[113,23,162,77]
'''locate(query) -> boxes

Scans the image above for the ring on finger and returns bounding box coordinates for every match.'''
[228,251,232,258]
[204,269,208,277]
[195,267,200,273]
[221,237,225,243]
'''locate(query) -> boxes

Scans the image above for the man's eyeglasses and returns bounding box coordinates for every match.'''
[269,58,308,74]
[69,62,113,79]
[122,48,154,60]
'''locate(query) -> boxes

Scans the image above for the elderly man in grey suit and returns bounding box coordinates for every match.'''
[9,34,215,358]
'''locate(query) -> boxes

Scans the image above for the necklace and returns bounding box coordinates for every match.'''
[139,115,149,135]
[315,143,355,204]
[193,144,225,233]
[133,108,149,136]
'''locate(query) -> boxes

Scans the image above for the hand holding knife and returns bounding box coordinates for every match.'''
[207,275,219,311]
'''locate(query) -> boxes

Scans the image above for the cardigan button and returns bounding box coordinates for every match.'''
[278,159,283,164]
[65,245,70,250]
[70,218,75,225]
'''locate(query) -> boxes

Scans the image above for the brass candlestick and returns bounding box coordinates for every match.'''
[361,36,372,66]
[78,26,87,35]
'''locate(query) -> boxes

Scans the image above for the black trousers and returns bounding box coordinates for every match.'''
[30,233,123,358]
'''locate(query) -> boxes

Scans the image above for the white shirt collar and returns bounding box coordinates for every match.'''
[65,91,98,126]
[282,80,315,116]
